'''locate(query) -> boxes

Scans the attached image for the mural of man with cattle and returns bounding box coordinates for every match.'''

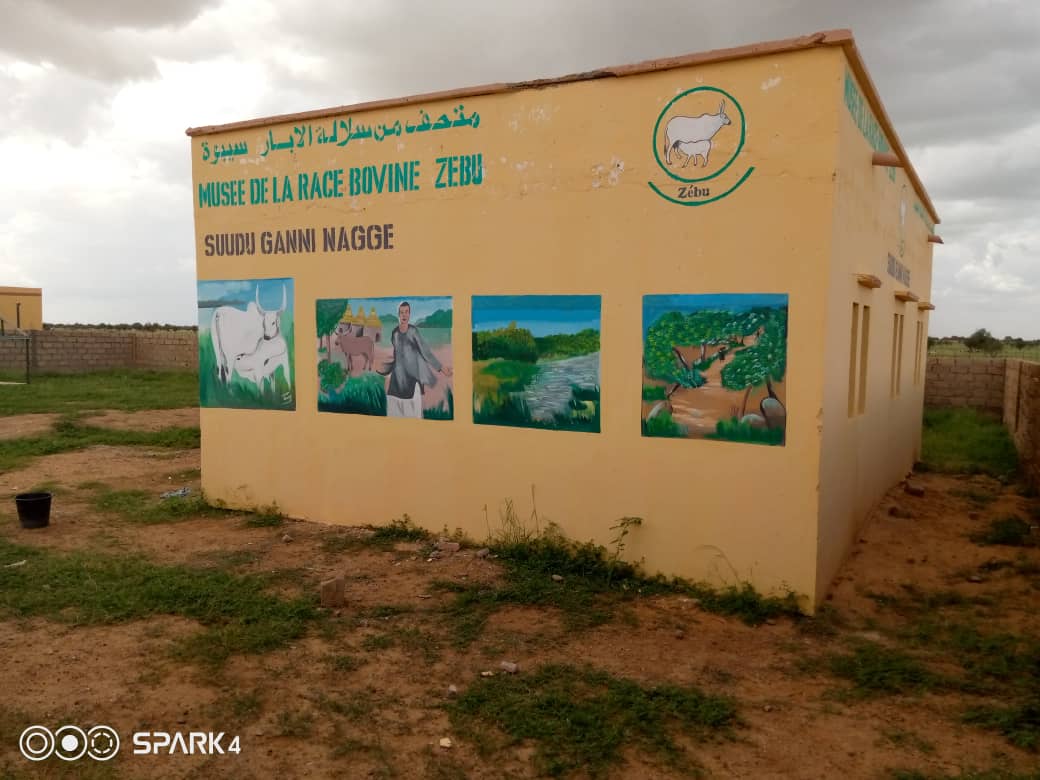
[316,296,454,419]
[197,277,296,410]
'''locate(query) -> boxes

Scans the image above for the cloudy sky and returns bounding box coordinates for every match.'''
[2,0,1037,336]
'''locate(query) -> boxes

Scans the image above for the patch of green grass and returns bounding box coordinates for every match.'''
[370,514,430,545]
[448,663,738,777]
[707,417,785,446]
[878,726,935,754]
[826,642,942,697]
[88,486,222,525]
[963,698,1040,751]
[359,626,440,662]
[243,504,285,527]
[325,653,365,673]
[892,770,1040,780]
[275,708,314,738]
[921,408,1018,479]
[0,370,198,416]
[950,488,999,506]
[970,516,1037,547]
[435,533,800,647]
[0,536,318,666]
[318,691,377,721]
[26,480,70,495]
[361,633,395,651]
[209,689,264,724]
[0,416,199,472]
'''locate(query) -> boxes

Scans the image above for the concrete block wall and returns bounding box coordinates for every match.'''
[923,356,1006,414]
[1004,359,1040,490]
[0,329,198,374]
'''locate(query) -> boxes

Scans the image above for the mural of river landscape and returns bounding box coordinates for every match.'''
[472,295,601,432]
[316,296,454,419]
[198,277,296,410]
[642,294,788,444]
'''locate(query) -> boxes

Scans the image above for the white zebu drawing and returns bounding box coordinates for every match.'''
[664,101,731,167]
[233,333,290,393]
[211,284,286,385]
[674,139,712,168]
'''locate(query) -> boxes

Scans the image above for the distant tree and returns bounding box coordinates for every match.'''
[964,328,1002,355]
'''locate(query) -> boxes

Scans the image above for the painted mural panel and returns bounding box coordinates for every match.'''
[472,295,601,432]
[198,277,295,410]
[317,297,453,419]
[642,294,788,444]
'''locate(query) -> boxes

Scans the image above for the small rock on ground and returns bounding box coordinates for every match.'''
[904,481,926,497]
[551,574,564,583]
[500,661,519,674]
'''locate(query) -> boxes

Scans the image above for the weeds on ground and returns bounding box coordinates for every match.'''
[970,516,1037,547]
[892,769,1040,780]
[919,409,1018,480]
[88,486,222,525]
[321,514,430,554]
[243,504,285,527]
[826,642,944,697]
[0,416,199,471]
[0,370,198,416]
[275,708,314,738]
[963,698,1040,751]
[0,537,319,666]
[448,663,738,778]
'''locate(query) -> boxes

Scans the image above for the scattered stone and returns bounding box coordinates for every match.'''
[674,629,685,640]
[888,506,913,519]
[500,661,519,674]
[904,481,925,497]
[447,684,458,697]
[765,619,777,626]
[319,576,345,608]
[551,574,564,583]
[281,533,293,543]
[763,704,774,713]
[437,541,461,553]
[475,548,491,559]
[968,575,984,584]
[480,671,495,678]
[160,487,192,500]
[418,594,432,599]
[439,737,453,749]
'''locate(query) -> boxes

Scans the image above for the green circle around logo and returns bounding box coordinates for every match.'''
[652,86,746,184]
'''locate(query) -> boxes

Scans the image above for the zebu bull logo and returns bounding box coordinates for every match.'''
[647,86,754,207]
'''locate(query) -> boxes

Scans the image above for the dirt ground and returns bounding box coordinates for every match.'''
[0,409,1038,779]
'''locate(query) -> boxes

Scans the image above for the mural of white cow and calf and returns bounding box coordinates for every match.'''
[198,278,296,410]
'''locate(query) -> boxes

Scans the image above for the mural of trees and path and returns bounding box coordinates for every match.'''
[642,294,788,445]
[472,295,601,432]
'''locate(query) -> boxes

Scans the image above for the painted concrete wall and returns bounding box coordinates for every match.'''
[191,44,931,606]
[0,287,42,331]
[815,64,936,595]
[0,329,198,374]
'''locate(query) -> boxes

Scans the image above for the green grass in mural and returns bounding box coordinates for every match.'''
[474,360,540,396]
[422,388,454,420]
[919,408,1018,479]
[642,385,667,401]
[474,386,600,433]
[642,409,686,438]
[319,372,387,416]
[532,328,600,359]
[198,325,296,411]
[0,370,197,416]
[707,417,785,446]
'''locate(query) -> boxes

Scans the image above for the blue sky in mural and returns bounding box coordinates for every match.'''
[197,278,293,329]
[332,296,452,323]
[473,295,601,337]
[642,293,788,337]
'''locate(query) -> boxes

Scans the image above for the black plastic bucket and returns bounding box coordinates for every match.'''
[15,492,51,529]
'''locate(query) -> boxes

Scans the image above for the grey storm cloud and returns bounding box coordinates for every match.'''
[1,0,1039,335]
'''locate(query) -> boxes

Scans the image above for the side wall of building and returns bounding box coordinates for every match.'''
[0,287,43,330]
[816,57,936,600]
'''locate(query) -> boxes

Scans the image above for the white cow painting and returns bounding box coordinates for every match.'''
[664,101,732,167]
[198,277,296,410]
